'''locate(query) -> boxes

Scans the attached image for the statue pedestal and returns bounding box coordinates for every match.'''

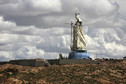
[68,50,90,59]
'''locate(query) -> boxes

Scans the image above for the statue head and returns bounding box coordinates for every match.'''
[75,12,80,16]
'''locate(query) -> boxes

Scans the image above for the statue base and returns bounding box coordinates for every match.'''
[68,50,90,59]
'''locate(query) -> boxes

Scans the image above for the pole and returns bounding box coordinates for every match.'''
[71,21,73,51]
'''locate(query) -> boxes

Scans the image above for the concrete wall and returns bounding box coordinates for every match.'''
[0,61,8,65]
[47,59,59,65]
[9,59,50,67]
[59,59,97,65]
[0,59,107,67]
[48,59,98,65]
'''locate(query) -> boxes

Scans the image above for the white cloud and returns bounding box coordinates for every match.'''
[104,42,126,51]
[0,16,126,60]
[0,16,71,60]
[0,0,126,61]
[86,28,126,59]
[82,0,117,15]
[111,0,126,16]
[29,0,61,11]
[0,0,62,16]
[14,46,45,59]
[0,51,14,61]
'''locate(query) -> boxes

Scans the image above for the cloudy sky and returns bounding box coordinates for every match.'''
[0,0,126,61]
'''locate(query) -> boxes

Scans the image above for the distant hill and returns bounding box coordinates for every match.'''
[0,60,126,84]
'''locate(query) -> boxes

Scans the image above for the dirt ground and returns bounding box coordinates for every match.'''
[0,60,126,84]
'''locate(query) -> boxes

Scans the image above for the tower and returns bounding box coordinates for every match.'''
[68,12,90,59]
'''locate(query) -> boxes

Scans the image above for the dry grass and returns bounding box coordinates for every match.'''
[0,60,126,84]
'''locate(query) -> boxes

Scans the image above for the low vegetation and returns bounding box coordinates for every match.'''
[0,60,126,84]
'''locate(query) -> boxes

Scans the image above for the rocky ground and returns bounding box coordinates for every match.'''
[0,60,126,84]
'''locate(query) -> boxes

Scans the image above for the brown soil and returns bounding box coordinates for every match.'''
[0,60,126,84]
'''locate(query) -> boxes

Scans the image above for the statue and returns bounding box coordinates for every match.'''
[72,12,86,50]
[68,12,90,59]
[75,12,82,26]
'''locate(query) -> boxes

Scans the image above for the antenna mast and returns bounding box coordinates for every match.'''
[64,21,73,51]
[70,21,73,51]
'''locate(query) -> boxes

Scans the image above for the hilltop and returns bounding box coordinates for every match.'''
[0,60,126,84]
